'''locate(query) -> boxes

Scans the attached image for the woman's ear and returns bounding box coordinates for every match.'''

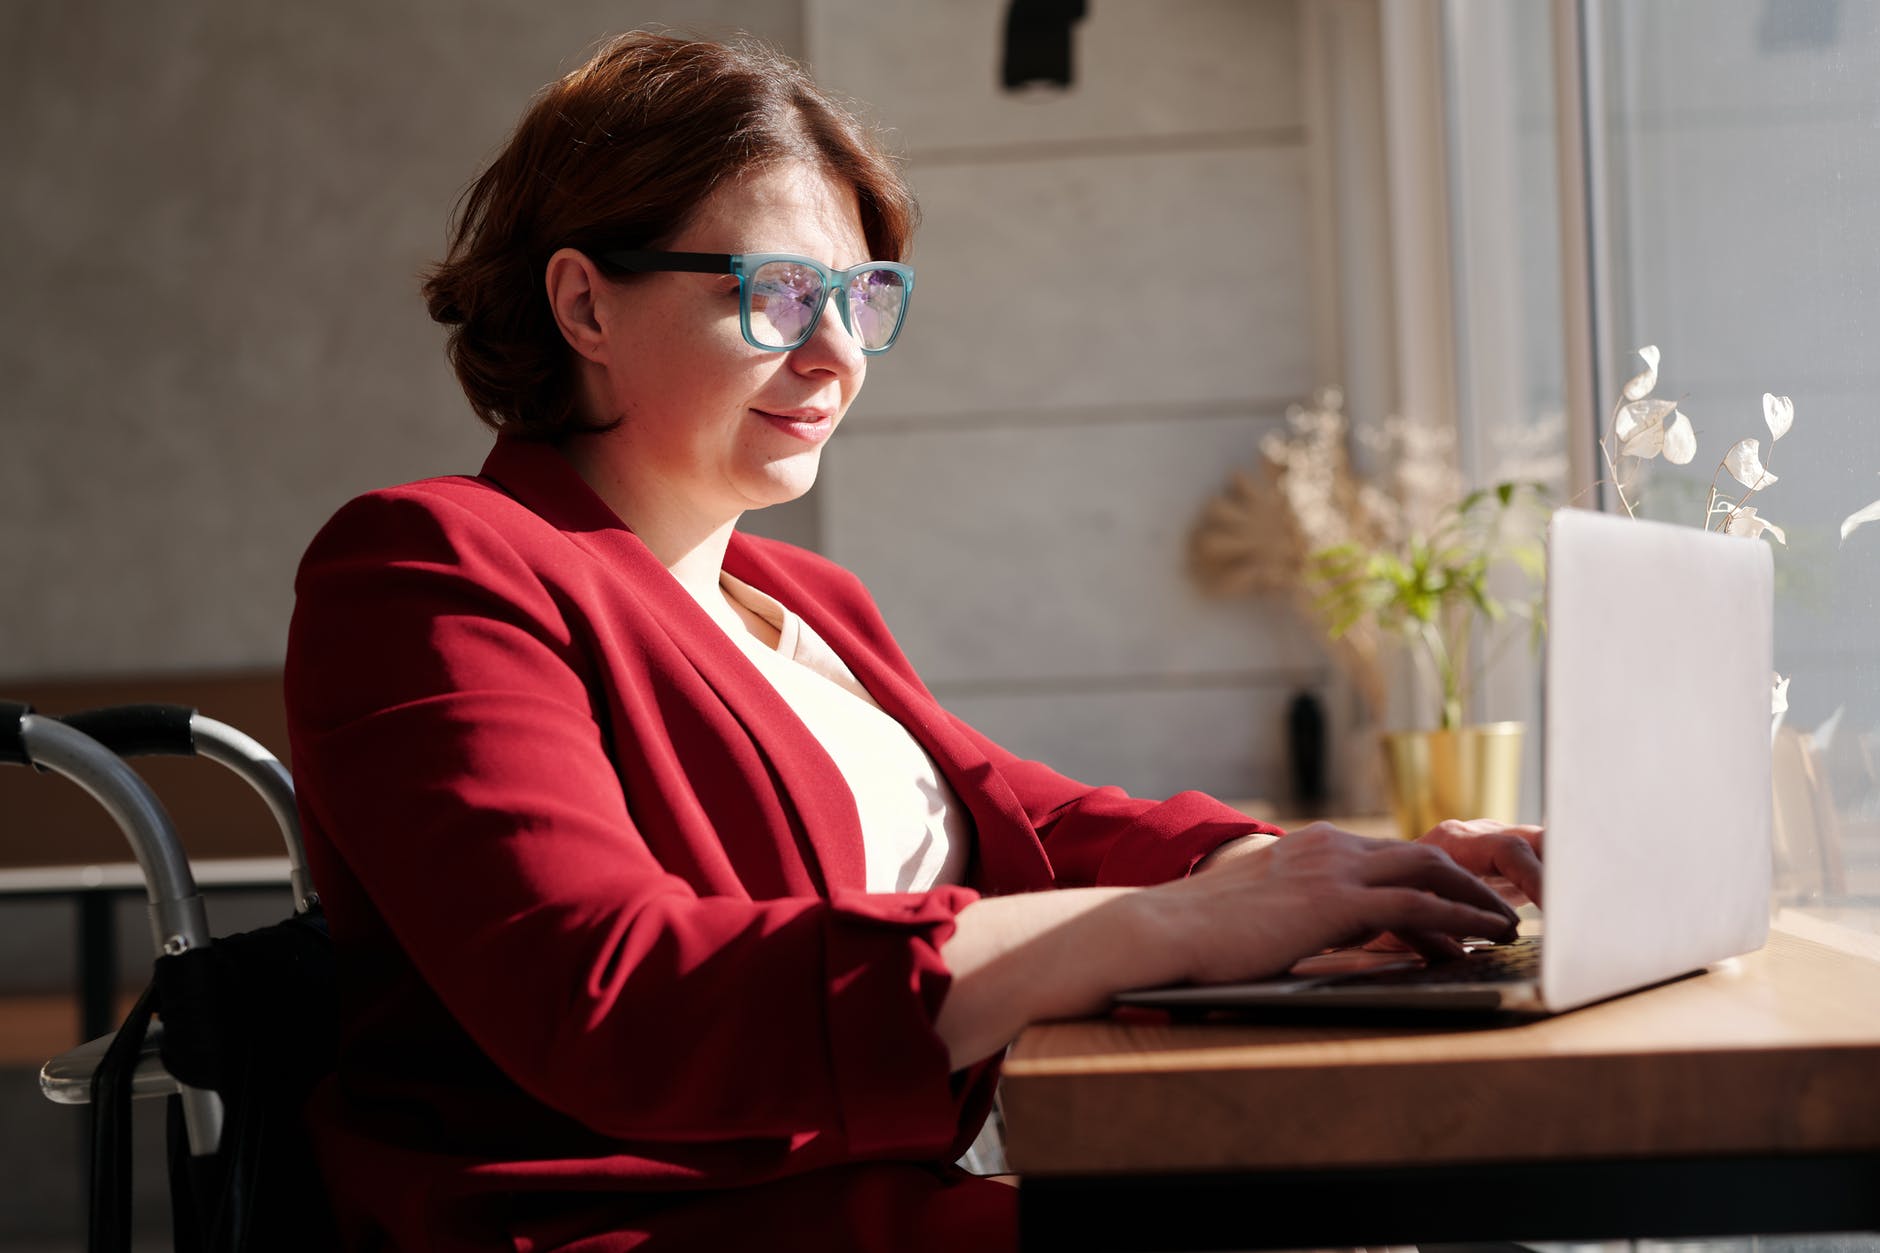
[545,248,611,363]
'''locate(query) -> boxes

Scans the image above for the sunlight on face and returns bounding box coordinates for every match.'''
[582,161,875,533]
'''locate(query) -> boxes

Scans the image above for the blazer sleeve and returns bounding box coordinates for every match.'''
[783,548,1285,889]
[953,716,1284,888]
[285,490,977,1157]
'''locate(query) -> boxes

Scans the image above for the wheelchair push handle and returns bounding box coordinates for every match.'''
[60,702,198,758]
[4,703,207,942]
[60,701,317,915]
[3,701,226,1156]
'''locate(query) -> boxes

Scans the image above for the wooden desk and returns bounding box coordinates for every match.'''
[1002,923,1880,1250]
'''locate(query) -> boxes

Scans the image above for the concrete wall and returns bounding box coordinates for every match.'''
[0,0,807,685]
[808,0,1322,800]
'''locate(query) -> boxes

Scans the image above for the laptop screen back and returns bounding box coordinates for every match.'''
[1541,509,1774,1010]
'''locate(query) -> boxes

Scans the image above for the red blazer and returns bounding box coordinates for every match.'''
[284,434,1276,1252]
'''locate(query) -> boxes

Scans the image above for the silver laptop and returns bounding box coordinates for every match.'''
[1119,508,1775,1016]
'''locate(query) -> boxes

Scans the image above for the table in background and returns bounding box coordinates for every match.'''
[1002,915,1880,1251]
[0,857,292,1044]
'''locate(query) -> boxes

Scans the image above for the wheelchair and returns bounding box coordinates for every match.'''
[3,700,335,1253]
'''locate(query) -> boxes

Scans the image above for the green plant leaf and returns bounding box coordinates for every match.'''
[1300,479,1550,730]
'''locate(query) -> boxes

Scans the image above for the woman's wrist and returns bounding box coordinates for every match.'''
[935,884,1184,1068]
[1193,830,1281,875]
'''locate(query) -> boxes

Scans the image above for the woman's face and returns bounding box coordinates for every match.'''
[580,160,873,527]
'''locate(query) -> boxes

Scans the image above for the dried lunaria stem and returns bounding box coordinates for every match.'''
[1596,345,1866,725]
[1600,345,1695,519]
[1600,344,1799,543]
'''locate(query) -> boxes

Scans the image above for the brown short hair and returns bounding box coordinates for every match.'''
[421,32,918,438]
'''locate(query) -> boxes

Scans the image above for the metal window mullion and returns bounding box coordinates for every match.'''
[1552,0,1611,511]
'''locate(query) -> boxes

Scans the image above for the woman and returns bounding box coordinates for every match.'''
[284,31,1541,1252]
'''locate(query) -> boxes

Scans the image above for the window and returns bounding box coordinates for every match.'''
[1436,0,1879,907]
[1588,0,1880,907]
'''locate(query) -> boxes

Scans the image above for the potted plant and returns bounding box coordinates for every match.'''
[1307,481,1548,838]
[1189,391,1550,833]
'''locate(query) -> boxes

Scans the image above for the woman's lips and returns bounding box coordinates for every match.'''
[753,408,836,445]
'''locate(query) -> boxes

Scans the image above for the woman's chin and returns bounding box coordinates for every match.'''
[739,456,822,511]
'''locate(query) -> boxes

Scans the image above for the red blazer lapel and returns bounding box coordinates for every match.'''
[725,535,1057,897]
[478,437,869,895]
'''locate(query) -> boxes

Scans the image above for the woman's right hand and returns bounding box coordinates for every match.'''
[1137,822,1521,986]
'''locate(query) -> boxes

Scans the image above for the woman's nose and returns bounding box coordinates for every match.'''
[789,290,867,379]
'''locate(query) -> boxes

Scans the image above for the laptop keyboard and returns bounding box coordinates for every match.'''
[1325,934,1542,987]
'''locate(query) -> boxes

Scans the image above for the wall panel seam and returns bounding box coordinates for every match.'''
[933,669,1332,699]
[907,127,1306,168]
[842,401,1300,435]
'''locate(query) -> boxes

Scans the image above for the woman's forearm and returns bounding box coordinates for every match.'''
[933,886,1184,1069]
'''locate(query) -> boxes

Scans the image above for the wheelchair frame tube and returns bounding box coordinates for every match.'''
[190,713,318,914]
[17,714,224,1155]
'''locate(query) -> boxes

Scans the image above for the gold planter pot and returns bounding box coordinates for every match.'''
[1380,722,1525,840]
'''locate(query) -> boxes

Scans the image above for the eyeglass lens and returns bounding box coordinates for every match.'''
[747,260,906,351]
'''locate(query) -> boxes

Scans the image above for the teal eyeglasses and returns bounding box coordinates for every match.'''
[590,249,915,355]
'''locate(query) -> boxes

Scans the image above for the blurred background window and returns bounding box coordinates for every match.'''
[1435,0,1879,900]
[1436,0,1571,819]
[1585,0,1880,904]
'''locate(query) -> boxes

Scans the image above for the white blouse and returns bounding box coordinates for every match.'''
[718,574,973,894]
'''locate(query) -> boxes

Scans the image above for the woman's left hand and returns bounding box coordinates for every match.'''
[1198,820,1541,906]
[1350,818,1541,956]
[1198,818,1540,963]
[1414,817,1543,909]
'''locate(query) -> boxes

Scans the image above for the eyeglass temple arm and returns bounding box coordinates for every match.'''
[594,249,733,275]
